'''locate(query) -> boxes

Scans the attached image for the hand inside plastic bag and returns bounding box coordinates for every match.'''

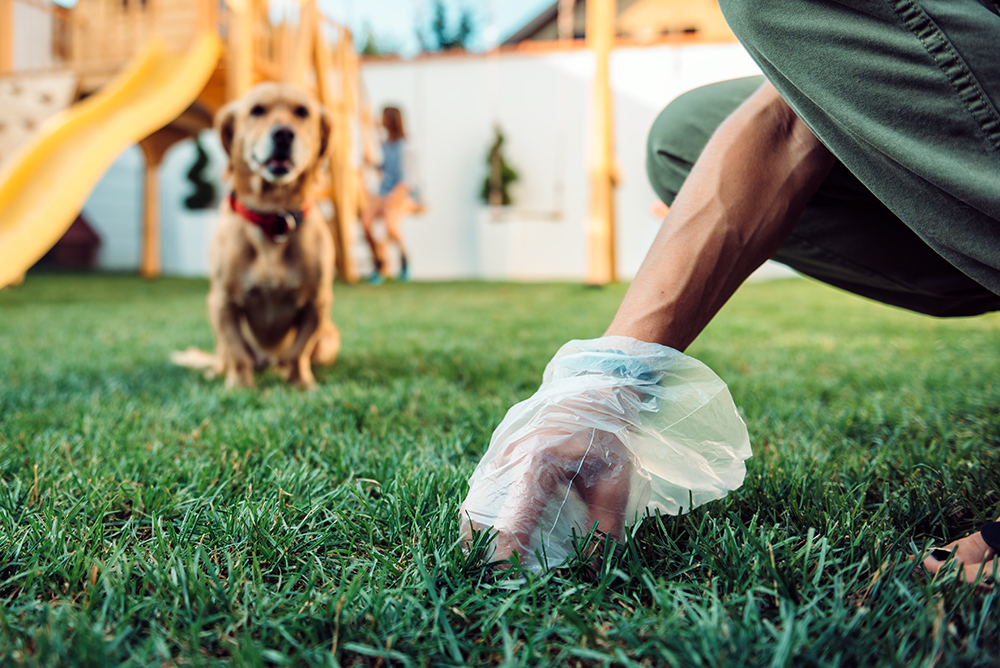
[459,401,638,567]
[459,337,753,572]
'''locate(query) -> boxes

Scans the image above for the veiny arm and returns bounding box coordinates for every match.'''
[606,81,834,350]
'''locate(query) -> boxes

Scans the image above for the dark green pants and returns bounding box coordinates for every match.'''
[647,0,1000,317]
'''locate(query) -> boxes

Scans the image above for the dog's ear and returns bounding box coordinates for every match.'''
[317,106,333,161]
[214,101,239,158]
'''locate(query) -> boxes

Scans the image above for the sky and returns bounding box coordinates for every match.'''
[316,0,554,56]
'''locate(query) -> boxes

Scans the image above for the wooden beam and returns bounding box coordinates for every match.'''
[338,36,362,284]
[226,0,254,100]
[0,0,14,76]
[139,142,162,279]
[196,66,228,116]
[585,0,616,286]
[283,0,315,87]
[138,126,190,279]
[199,0,218,35]
[314,24,360,283]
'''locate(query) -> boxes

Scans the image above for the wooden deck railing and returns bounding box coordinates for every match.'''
[1,0,72,75]
[0,0,356,90]
[0,0,279,83]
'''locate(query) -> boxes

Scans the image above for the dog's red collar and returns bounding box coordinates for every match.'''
[229,192,310,243]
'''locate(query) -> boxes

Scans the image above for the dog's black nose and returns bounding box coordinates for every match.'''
[272,126,294,148]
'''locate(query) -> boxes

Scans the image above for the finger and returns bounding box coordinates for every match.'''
[922,529,996,578]
[579,473,631,543]
[944,531,992,564]
[490,426,594,564]
[462,425,625,567]
[573,430,632,542]
[962,558,997,587]
[492,451,560,563]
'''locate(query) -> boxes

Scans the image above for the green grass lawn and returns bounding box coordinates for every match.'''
[1,274,998,667]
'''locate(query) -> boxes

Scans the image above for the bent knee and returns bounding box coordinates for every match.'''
[646,76,764,205]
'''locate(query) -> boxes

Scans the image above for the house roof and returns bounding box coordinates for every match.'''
[502,2,561,46]
[501,0,736,46]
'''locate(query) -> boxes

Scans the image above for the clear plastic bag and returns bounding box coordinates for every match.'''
[459,336,752,572]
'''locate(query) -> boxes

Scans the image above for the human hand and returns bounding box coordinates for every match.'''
[459,337,753,572]
[459,403,643,569]
[921,519,999,587]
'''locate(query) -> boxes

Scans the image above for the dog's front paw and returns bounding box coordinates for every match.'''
[224,357,256,388]
[294,377,317,391]
[286,358,317,391]
[225,372,256,389]
[290,370,317,391]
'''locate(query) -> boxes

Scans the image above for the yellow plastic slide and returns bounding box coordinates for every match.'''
[0,33,222,288]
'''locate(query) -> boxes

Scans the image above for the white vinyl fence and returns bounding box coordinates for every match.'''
[83,41,796,281]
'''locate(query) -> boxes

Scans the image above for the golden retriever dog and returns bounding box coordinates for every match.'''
[172,82,340,389]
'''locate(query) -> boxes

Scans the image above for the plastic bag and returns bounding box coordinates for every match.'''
[459,336,752,572]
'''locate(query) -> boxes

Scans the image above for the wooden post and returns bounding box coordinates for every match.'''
[314,24,360,283]
[226,0,254,100]
[585,0,616,286]
[139,140,163,279]
[138,127,189,279]
[338,36,361,284]
[284,0,315,87]
[199,0,219,35]
[0,0,14,76]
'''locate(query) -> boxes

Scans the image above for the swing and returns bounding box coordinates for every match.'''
[359,77,427,216]
[482,0,567,223]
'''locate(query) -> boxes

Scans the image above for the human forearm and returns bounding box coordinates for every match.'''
[606,82,835,350]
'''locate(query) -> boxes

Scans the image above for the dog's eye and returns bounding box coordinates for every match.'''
[294,106,310,119]
[250,104,266,117]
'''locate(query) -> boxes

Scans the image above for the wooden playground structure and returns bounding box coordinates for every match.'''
[1,0,627,288]
[0,0,369,284]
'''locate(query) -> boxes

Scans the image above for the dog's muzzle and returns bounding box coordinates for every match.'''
[264,125,295,178]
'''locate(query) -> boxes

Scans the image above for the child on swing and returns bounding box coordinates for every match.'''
[362,106,420,284]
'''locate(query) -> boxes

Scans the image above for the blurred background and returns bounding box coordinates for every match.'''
[0,0,793,285]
